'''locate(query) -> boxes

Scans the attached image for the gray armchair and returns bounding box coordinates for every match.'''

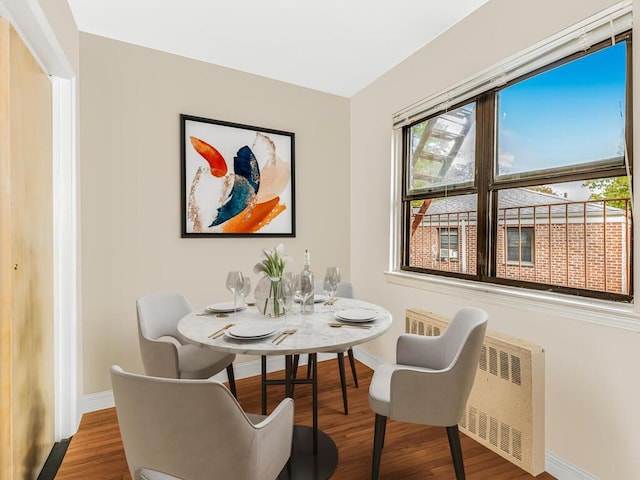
[136,292,237,396]
[368,307,488,480]
[110,366,294,480]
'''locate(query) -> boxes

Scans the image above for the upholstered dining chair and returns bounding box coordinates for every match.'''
[136,291,237,397]
[110,366,294,480]
[368,307,488,480]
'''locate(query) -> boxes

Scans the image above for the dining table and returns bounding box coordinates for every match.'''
[177,297,392,479]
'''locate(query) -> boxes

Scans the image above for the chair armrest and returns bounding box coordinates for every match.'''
[389,366,468,427]
[252,398,295,479]
[396,334,446,369]
[138,336,180,378]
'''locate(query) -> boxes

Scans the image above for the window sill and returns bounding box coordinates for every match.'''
[384,270,640,332]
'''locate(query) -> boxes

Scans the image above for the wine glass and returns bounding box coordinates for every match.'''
[323,267,341,307]
[294,273,314,314]
[277,276,294,321]
[226,271,244,313]
[239,276,251,307]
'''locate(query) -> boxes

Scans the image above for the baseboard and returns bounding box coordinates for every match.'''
[80,349,596,480]
[545,451,599,480]
[81,389,114,414]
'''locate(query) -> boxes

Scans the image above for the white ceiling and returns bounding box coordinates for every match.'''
[67,0,489,97]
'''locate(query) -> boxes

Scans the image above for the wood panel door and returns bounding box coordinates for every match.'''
[0,18,54,480]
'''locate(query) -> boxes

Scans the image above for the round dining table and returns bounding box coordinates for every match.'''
[177,297,392,480]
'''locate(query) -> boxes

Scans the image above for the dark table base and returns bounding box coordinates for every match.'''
[278,425,338,480]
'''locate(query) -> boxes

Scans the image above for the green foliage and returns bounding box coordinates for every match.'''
[583,176,632,209]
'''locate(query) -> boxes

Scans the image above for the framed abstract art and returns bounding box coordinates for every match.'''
[180,114,296,237]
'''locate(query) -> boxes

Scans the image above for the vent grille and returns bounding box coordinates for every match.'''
[406,309,545,476]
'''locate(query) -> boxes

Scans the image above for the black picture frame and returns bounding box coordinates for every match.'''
[180,114,296,237]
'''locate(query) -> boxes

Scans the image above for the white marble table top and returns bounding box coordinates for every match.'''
[177,298,392,356]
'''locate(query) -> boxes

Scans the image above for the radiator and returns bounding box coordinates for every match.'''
[406,308,545,476]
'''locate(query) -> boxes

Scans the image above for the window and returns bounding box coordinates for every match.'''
[506,227,533,264]
[439,228,459,261]
[400,30,632,302]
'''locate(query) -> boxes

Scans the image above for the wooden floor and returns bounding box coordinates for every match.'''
[56,359,556,480]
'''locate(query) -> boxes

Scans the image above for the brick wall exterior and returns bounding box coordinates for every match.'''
[409,221,629,294]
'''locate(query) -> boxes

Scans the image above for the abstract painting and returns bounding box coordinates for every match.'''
[181,115,295,237]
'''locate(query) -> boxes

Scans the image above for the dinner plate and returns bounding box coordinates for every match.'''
[335,308,377,323]
[205,302,246,313]
[226,323,277,339]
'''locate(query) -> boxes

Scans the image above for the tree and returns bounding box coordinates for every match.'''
[583,177,632,209]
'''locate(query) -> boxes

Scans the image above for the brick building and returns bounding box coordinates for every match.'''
[410,188,631,294]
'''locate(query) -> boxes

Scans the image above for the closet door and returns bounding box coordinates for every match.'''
[0,18,54,480]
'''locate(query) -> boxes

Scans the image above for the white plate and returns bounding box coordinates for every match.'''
[335,308,377,323]
[206,302,246,313]
[226,323,277,339]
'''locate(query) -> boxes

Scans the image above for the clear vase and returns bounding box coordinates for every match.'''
[254,275,285,317]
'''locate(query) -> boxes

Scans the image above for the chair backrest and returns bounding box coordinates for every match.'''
[391,307,488,426]
[439,307,488,371]
[110,366,292,480]
[314,280,354,298]
[136,292,192,340]
[136,292,192,378]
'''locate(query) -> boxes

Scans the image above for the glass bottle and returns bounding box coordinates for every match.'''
[300,249,314,314]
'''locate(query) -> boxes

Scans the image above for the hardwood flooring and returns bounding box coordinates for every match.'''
[56,359,556,479]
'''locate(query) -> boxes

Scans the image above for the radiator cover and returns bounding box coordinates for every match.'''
[406,308,545,476]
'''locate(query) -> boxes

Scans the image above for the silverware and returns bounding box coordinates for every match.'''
[209,323,235,338]
[274,328,298,345]
[271,330,288,344]
[327,322,372,329]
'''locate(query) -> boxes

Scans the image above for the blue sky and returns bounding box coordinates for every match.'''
[497,42,626,176]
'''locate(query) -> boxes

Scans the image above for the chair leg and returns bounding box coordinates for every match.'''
[261,356,267,415]
[347,347,358,387]
[446,425,466,480]
[291,354,300,396]
[226,364,237,398]
[306,353,313,378]
[337,353,348,415]
[371,414,387,480]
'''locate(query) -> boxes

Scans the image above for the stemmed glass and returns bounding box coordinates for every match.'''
[277,277,294,322]
[294,273,314,314]
[226,271,244,313]
[239,277,251,307]
[323,267,341,307]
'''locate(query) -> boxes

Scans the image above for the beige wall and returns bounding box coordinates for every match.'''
[351,0,640,479]
[79,33,350,394]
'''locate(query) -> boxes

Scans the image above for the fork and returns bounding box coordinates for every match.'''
[274,328,298,345]
[327,322,371,329]
[209,323,235,339]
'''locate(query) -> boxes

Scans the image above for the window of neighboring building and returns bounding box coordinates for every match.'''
[439,228,459,261]
[400,30,632,302]
[506,227,533,264]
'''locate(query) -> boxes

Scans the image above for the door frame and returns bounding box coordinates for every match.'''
[0,0,80,439]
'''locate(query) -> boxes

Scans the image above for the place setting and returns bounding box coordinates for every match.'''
[327,307,378,329]
[196,271,252,317]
